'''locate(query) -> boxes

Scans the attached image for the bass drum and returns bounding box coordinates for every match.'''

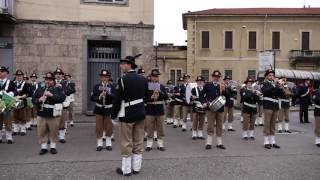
[209,96,226,112]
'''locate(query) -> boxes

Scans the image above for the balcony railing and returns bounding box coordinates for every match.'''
[0,0,14,16]
[290,50,320,59]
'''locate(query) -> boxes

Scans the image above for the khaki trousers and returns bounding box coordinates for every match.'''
[31,106,38,119]
[192,112,205,130]
[120,120,145,157]
[37,116,60,144]
[0,112,13,131]
[315,116,320,137]
[278,108,289,123]
[14,108,27,124]
[25,107,31,123]
[263,109,278,136]
[146,115,164,139]
[182,105,191,122]
[96,114,113,138]
[174,105,183,120]
[242,113,256,131]
[59,109,68,130]
[68,102,74,121]
[207,111,224,137]
[166,104,174,118]
[258,105,263,117]
[224,107,234,123]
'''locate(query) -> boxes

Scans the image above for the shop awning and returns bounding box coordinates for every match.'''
[258,68,320,80]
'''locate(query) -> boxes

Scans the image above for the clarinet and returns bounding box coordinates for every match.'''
[40,87,48,112]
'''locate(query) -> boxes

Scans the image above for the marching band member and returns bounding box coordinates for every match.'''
[13,70,29,136]
[255,80,264,126]
[23,74,33,131]
[277,77,292,133]
[190,76,206,140]
[223,76,237,131]
[239,83,246,123]
[64,73,76,127]
[261,69,284,149]
[145,69,168,151]
[172,77,184,128]
[203,70,230,150]
[32,72,66,155]
[165,80,175,125]
[181,74,192,131]
[91,69,115,151]
[241,77,260,140]
[297,79,311,123]
[313,87,320,147]
[111,54,148,176]
[0,66,16,144]
[30,73,39,127]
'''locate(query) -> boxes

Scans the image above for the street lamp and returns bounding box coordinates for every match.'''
[239,25,246,59]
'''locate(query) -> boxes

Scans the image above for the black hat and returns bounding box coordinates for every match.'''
[137,68,145,74]
[44,72,55,80]
[264,69,275,77]
[167,80,173,85]
[30,73,38,78]
[150,69,161,76]
[195,76,205,82]
[183,74,191,79]
[223,76,231,80]
[23,74,29,80]
[120,54,142,69]
[211,70,221,77]
[178,77,184,82]
[54,68,64,75]
[244,76,255,84]
[0,66,9,73]
[15,70,24,76]
[109,77,113,82]
[99,69,111,76]
[64,73,72,78]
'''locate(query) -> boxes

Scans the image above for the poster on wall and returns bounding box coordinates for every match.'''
[258,51,274,71]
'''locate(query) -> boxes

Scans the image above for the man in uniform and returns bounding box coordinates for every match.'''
[23,74,33,131]
[30,73,39,127]
[203,70,230,150]
[190,76,206,140]
[0,66,16,144]
[255,80,264,126]
[91,69,115,151]
[261,69,283,149]
[297,79,311,123]
[64,73,76,127]
[145,69,168,151]
[111,54,148,176]
[165,80,175,125]
[172,77,184,128]
[223,76,237,131]
[181,74,192,131]
[313,87,320,147]
[32,72,66,155]
[277,77,292,133]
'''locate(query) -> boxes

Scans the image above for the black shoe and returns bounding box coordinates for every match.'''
[103,138,106,142]
[50,148,57,154]
[144,137,147,141]
[173,125,177,128]
[182,128,186,132]
[12,132,17,136]
[227,129,235,132]
[27,127,32,131]
[20,132,26,136]
[111,138,115,142]
[250,137,255,140]
[278,130,284,133]
[305,121,310,123]
[154,138,157,141]
[259,124,264,126]
[243,137,248,140]
[145,147,152,152]
[192,137,197,140]
[96,146,103,151]
[70,124,74,127]
[116,168,132,176]
[264,144,271,149]
[0,140,2,143]
[157,147,165,151]
[106,146,112,151]
[205,144,212,150]
[132,170,140,174]
[284,130,292,133]
[166,122,170,125]
[34,125,38,128]
[198,137,205,140]
[39,149,48,155]
[7,140,13,144]
[59,139,66,144]
[216,145,226,150]
[316,144,320,147]
[179,125,182,128]
[272,144,280,149]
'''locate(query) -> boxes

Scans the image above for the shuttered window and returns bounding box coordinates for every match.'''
[301,32,310,50]
[248,31,256,50]
[201,31,210,49]
[225,31,233,49]
[272,32,280,50]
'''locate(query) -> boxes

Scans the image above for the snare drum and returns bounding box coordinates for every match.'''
[209,96,226,112]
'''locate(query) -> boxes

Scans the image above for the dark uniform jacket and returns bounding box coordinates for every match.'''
[30,82,39,94]
[191,86,206,113]
[172,85,184,106]
[16,81,31,108]
[202,82,230,113]
[225,86,237,108]
[111,70,148,123]
[261,80,284,110]
[91,82,115,116]
[242,88,260,114]
[32,86,66,118]
[180,83,192,106]
[0,79,16,95]
[297,84,311,107]
[279,88,291,109]
[313,89,320,117]
[63,80,76,96]
[146,83,168,116]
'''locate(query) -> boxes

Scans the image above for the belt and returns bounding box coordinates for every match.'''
[95,103,113,109]
[175,98,183,102]
[279,99,290,103]
[315,104,320,109]
[147,101,164,105]
[244,102,257,108]
[263,97,278,103]
[43,104,55,109]
[124,99,143,107]
[230,98,235,101]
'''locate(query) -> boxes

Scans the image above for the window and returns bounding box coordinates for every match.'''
[301,32,310,50]
[170,69,182,85]
[248,31,256,50]
[201,31,210,49]
[224,69,232,79]
[272,32,280,50]
[248,70,256,78]
[225,31,233,49]
[201,69,209,82]
[83,0,127,5]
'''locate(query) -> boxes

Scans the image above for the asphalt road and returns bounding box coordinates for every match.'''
[0,110,319,180]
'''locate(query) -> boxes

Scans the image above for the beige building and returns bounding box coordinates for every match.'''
[182,8,320,83]
[0,0,154,114]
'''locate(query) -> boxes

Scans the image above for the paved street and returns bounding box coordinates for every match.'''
[0,110,319,180]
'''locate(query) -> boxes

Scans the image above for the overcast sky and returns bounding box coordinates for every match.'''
[154,0,320,45]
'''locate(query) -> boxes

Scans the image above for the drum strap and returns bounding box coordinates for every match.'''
[4,80,10,91]
[195,87,199,97]
[301,89,309,98]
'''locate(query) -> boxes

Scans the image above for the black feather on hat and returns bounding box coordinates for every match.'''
[150,69,161,76]
[15,70,24,76]
[120,54,142,69]
[264,69,275,77]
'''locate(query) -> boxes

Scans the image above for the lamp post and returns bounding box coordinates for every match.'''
[155,41,158,68]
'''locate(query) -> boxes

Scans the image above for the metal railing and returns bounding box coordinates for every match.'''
[290,50,320,59]
[0,0,14,15]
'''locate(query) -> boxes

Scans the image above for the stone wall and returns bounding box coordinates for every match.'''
[13,20,154,114]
